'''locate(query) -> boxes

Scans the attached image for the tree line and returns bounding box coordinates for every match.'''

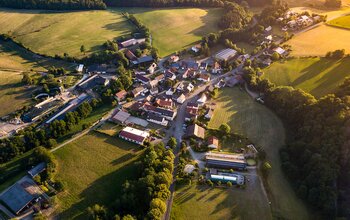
[0,0,106,10]
[242,60,350,218]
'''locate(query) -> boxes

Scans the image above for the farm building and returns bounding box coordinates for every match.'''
[206,152,247,170]
[147,113,168,126]
[132,55,154,65]
[215,48,237,61]
[186,124,205,139]
[27,162,46,178]
[120,38,146,48]
[111,110,131,124]
[208,172,245,185]
[207,136,219,149]
[119,127,150,145]
[76,64,84,73]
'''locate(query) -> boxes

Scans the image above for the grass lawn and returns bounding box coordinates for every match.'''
[287,25,350,56]
[0,70,34,117]
[55,131,143,219]
[171,183,271,220]
[0,8,134,58]
[263,57,350,97]
[207,87,311,220]
[125,8,222,57]
[328,14,350,29]
[0,39,72,71]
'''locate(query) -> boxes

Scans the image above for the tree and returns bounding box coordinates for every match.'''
[22,73,33,85]
[219,123,231,135]
[80,45,86,54]
[271,52,280,61]
[87,204,107,220]
[227,181,233,187]
[167,137,177,148]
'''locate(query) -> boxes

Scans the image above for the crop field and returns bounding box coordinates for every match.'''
[0,8,134,58]
[263,57,350,97]
[328,14,350,29]
[0,70,34,117]
[54,131,143,219]
[126,8,222,57]
[208,88,311,220]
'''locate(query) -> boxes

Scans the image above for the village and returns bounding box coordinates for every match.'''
[0,7,327,219]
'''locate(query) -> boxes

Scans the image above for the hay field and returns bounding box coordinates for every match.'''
[0,8,134,58]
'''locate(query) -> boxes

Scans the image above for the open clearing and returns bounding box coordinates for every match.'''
[171,182,271,220]
[0,8,134,58]
[54,132,142,219]
[263,57,350,97]
[208,88,310,220]
[0,70,34,117]
[126,8,222,57]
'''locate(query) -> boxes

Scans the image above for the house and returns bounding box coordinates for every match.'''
[185,107,198,121]
[150,87,159,95]
[156,98,174,109]
[154,74,165,82]
[169,55,180,63]
[198,73,211,82]
[132,86,147,97]
[125,49,137,61]
[149,79,159,88]
[147,113,168,126]
[187,102,199,109]
[215,80,226,88]
[181,60,199,70]
[206,152,247,170]
[87,64,107,74]
[212,62,222,74]
[134,70,146,75]
[154,107,177,121]
[205,108,214,119]
[265,35,273,42]
[187,83,195,92]
[136,74,150,84]
[165,70,176,80]
[184,164,196,174]
[177,94,186,104]
[111,110,131,124]
[177,82,185,91]
[166,88,175,96]
[265,26,272,33]
[148,63,157,74]
[207,136,219,149]
[186,124,205,139]
[191,44,201,53]
[119,126,150,145]
[287,20,297,28]
[215,48,237,61]
[115,90,128,102]
[200,62,208,70]
[182,69,197,79]
[120,38,146,48]
[76,64,84,73]
[197,93,207,105]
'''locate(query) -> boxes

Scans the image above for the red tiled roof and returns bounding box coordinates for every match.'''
[115,90,127,100]
[208,136,219,146]
[119,130,145,143]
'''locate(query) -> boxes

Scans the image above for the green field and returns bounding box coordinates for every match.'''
[0,8,134,58]
[0,39,72,71]
[0,70,34,116]
[127,8,222,57]
[55,131,142,219]
[171,182,271,220]
[263,57,350,97]
[328,14,350,29]
[208,88,311,220]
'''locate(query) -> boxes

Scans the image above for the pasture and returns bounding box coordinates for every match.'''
[263,57,350,97]
[0,8,134,58]
[208,88,311,220]
[54,131,142,219]
[171,182,271,220]
[126,8,222,57]
[0,70,34,117]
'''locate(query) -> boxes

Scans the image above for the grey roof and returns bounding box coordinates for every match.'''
[28,162,46,177]
[0,182,34,214]
[134,55,154,64]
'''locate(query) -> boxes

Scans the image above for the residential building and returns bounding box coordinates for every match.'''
[177,94,186,104]
[154,107,177,121]
[165,70,176,80]
[147,113,168,126]
[197,93,207,105]
[150,87,159,95]
[185,107,198,121]
[273,47,287,56]
[156,98,174,109]
[149,79,159,88]
[115,90,128,102]
[148,63,157,74]
[207,136,219,149]
[169,55,180,63]
[111,110,131,124]
[132,86,147,97]
[205,108,214,119]
[125,49,137,61]
[212,62,222,74]
[186,124,205,139]
[119,126,150,145]
[198,73,211,82]
[136,74,150,84]
[215,48,237,61]
[154,74,165,82]
[132,55,154,65]
[76,64,84,73]
[187,83,195,92]
[191,44,201,53]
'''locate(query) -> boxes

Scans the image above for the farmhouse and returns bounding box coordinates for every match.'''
[125,49,137,61]
[273,47,287,56]
[120,38,146,48]
[119,126,150,145]
[215,48,237,61]
[186,124,205,139]
[147,113,168,126]
[207,136,219,149]
[206,152,247,170]
[132,55,154,65]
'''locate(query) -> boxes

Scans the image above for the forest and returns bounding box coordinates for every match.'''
[0,0,106,10]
